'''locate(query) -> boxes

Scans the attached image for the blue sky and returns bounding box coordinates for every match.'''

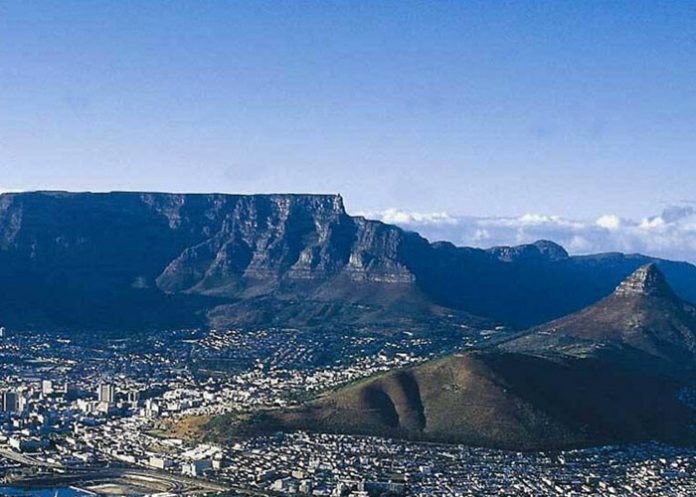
[1,1,696,251]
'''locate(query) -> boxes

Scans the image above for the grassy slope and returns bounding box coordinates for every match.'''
[206,352,695,451]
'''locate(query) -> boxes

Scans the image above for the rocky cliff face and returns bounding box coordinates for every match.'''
[150,193,430,292]
[0,192,418,293]
[0,191,695,331]
[614,263,676,297]
[0,192,433,329]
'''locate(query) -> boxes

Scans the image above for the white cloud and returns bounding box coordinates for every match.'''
[567,235,593,252]
[596,214,621,230]
[352,205,696,263]
[356,208,457,226]
[473,228,491,241]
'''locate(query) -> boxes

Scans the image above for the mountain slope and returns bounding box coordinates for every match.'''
[211,351,694,450]
[208,267,696,450]
[1,191,696,331]
[506,264,696,371]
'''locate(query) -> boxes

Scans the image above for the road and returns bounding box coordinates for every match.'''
[0,446,63,469]
[0,449,229,494]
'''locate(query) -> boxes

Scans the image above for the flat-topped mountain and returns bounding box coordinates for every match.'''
[1,191,696,331]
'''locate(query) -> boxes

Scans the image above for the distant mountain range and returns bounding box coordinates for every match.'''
[1,191,696,331]
[214,265,696,450]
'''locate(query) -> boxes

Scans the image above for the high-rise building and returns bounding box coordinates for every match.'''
[97,384,115,404]
[17,394,28,412]
[2,391,19,413]
[41,380,53,395]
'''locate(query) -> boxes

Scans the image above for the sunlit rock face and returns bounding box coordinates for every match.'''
[614,263,675,298]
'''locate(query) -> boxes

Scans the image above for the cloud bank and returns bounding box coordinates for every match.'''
[354,205,696,263]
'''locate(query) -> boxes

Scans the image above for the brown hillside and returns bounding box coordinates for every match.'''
[510,264,696,368]
[217,352,694,450]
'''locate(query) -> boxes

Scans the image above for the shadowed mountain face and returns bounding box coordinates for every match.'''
[1,191,696,331]
[209,268,696,450]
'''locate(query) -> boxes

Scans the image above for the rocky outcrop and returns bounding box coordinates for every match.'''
[614,263,676,297]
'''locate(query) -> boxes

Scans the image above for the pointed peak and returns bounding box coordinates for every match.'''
[614,263,675,298]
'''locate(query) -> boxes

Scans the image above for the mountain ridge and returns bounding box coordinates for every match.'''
[1,191,696,331]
